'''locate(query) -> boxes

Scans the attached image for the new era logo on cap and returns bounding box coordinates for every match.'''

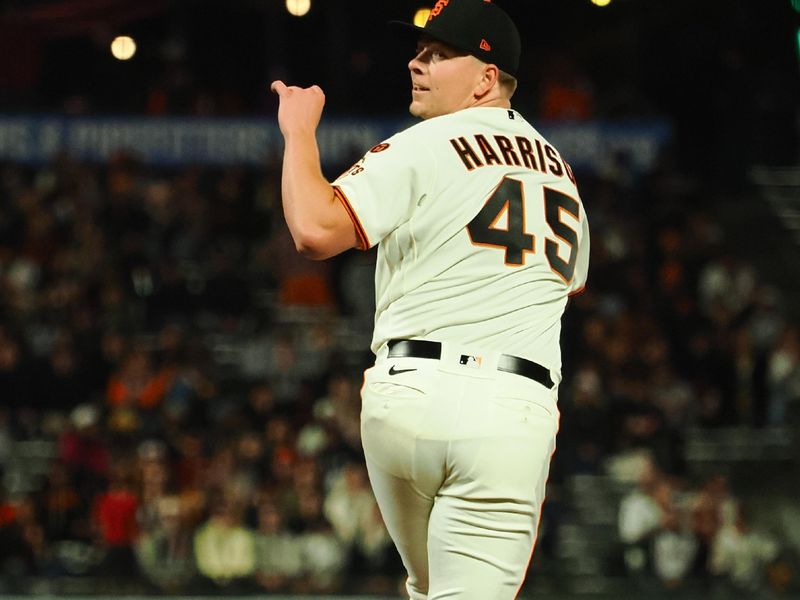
[480,39,491,51]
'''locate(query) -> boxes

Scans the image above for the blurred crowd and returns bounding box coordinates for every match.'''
[553,149,800,596]
[0,152,397,594]
[0,143,799,596]
[616,457,792,598]
[557,149,800,474]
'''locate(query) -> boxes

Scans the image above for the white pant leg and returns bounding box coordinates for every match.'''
[364,454,436,600]
[361,355,558,599]
[426,417,556,599]
[361,359,447,599]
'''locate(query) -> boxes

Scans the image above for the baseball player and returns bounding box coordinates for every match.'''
[271,0,589,597]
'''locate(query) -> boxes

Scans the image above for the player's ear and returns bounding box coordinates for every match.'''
[474,63,500,98]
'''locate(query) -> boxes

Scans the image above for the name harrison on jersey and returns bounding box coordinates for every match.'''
[449,134,576,185]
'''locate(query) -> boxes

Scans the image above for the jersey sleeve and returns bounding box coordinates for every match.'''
[332,131,436,250]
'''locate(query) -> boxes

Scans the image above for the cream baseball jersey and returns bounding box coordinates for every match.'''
[333,106,589,379]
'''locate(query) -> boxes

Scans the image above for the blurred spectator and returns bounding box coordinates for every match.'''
[203,444,239,495]
[106,346,172,420]
[710,504,780,594]
[136,440,171,532]
[767,326,800,427]
[698,256,756,318]
[264,417,298,497]
[688,480,722,584]
[172,431,208,497]
[619,462,704,592]
[35,461,85,545]
[650,493,698,591]
[0,492,44,586]
[91,461,139,577]
[292,489,346,593]
[252,499,302,592]
[323,461,392,573]
[193,493,256,590]
[135,495,196,593]
[619,459,666,547]
[57,404,109,499]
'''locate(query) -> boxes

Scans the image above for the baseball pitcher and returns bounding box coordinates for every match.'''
[271,0,590,597]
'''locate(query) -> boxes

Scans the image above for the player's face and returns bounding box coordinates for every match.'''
[407,38,487,120]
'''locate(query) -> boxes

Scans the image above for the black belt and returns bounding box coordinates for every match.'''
[387,339,554,389]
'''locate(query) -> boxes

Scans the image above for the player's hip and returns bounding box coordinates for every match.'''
[360,356,558,484]
[361,340,560,438]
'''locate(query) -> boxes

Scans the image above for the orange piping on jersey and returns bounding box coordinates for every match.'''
[568,285,586,297]
[333,186,370,251]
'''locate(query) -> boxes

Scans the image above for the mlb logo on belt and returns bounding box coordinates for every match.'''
[460,355,482,368]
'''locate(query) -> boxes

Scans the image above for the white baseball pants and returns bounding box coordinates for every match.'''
[361,342,559,599]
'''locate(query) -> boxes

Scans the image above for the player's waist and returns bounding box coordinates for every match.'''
[386,339,554,389]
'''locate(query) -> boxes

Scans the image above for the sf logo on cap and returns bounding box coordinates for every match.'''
[428,0,450,20]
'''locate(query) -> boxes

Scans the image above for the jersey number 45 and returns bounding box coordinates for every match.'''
[466,176,580,284]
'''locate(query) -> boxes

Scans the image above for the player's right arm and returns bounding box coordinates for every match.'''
[271,80,359,260]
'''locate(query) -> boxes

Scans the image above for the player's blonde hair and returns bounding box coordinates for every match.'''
[498,70,518,98]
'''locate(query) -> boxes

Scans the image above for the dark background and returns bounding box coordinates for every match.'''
[1,0,798,168]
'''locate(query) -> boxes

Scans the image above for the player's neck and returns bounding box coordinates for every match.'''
[472,97,511,110]
[469,87,511,111]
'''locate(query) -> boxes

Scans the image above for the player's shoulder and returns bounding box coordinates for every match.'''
[394,107,524,140]
[370,114,462,162]
[389,113,452,144]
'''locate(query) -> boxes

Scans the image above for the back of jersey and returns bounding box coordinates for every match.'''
[333,106,589,377]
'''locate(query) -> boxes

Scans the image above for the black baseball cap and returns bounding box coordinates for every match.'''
[389,0,521,76]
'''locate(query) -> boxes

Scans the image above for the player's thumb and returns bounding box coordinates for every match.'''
[270,80,288,97]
